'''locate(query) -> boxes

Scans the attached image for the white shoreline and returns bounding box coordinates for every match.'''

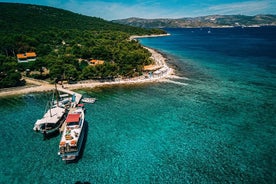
[0,34,174,97]
[129,33,170,40]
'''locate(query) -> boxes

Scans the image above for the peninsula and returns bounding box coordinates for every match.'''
[0,40,174,97]
[0,3,167,92]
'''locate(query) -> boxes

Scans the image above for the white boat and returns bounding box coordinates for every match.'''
[33,105,66,135]
[33,90,67,137]
[81,97,96,103]
[58,105,85,162]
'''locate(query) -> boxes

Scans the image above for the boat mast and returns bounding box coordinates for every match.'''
[55,82,59,107]
[50,91,54,117]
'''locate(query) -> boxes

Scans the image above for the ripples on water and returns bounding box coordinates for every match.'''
[0,27,275,183]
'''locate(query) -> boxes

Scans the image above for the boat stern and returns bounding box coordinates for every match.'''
[33,120,42,131]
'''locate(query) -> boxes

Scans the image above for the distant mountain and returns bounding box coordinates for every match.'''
[112,15,276,28]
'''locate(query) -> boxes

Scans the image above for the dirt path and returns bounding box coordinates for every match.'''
[0,34,174,97]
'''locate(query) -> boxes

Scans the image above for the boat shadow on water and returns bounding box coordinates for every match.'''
[43,130,61,140]
[65,120,89,164]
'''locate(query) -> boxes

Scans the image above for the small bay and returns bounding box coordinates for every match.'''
[0,27,275,183]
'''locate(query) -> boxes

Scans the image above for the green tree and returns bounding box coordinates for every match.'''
[63,64,79,80]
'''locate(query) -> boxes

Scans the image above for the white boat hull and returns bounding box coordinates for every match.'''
[33,106,66,136]
[58,107,85,162]
[81,98,96,103]
[59,121,85,161]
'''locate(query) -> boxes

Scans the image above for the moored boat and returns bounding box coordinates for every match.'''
[33,88,68,138]
[58,105,85,162]
[81,97,96,104]
[33,105,67,137]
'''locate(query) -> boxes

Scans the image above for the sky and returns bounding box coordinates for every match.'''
[2,0,276,20]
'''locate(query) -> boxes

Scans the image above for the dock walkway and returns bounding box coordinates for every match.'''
[58,88,82,133]
[57,87,82,105]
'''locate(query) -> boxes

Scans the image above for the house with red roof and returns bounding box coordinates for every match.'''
[17,52,37,63]
[89,59,104,65]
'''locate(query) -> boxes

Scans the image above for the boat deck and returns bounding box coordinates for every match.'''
[57,89,82,133]
[58,88,82,105]
[60,106,79,133]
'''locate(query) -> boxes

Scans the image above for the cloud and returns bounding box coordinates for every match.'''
[205,1,274,15]
[61,0,176,20]
[43,0,276,20]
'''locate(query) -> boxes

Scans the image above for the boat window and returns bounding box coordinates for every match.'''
[67,122,79,126]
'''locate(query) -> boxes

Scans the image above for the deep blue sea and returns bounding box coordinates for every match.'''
[0,27,275,183]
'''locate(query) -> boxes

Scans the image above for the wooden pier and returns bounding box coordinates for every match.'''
[58,88,82,105]
[57,88,83,133]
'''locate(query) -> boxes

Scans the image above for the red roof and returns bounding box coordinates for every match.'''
[17,54,28,59]
[66,113,80,123]
[77,104,84,107]
[26,52,36,57]
[17,52,37,59]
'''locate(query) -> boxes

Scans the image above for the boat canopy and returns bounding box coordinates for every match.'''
[66,113,80,123]
[33,106,65,131]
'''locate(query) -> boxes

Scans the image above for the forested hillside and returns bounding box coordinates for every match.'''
[0,3,166,88]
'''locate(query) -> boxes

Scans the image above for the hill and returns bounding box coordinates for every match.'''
[112,15,276,28]
[0,2,165,34]
[0,3,166,88]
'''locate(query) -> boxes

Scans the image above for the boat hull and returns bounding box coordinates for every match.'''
[81,98,96,103]
[42,115,66,139]
[58,109,86,162]
[40,111,67,139]
[59,122,85,161]
[33,105,67,138]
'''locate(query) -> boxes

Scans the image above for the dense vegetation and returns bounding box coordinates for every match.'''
[0,3,166,88]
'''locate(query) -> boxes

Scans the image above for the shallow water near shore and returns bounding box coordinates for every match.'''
[0,27,275,183]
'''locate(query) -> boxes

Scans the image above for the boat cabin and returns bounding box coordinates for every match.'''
[66,113,81,127]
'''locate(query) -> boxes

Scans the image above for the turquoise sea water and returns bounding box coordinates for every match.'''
[0,27,275,183]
